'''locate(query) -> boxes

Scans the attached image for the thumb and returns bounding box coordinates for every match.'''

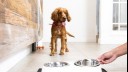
[97,55,105,61]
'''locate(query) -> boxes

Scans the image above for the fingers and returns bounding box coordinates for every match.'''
[97,55,104,64]
[97,55,106,64]
[97,53,111,64]
[97,54,117,64]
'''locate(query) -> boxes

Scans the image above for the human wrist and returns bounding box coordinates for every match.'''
[110,49,120,57]
[112,47,125,57]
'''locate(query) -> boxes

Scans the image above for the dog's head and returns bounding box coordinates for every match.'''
[51,7,71,22]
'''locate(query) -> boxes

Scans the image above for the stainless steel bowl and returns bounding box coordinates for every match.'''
[44,62,69,67]
[74,59,100,67]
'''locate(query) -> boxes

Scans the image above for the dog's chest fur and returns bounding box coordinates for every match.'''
[52,22,66,38]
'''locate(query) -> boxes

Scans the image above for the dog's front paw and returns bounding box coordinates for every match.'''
[65,48,69,52]
[50,53,55,56]
[59,52,64,55]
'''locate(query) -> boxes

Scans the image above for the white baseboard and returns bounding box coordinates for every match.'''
[0,47,31,72]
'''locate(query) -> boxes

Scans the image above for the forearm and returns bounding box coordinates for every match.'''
[111,43,127,57]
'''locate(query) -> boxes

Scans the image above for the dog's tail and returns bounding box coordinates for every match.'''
[66,32,75,37]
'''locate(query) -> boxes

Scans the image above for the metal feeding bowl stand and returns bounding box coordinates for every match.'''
[40,59,107,72]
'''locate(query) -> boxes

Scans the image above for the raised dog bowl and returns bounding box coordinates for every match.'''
[38,68,107,72]
[44,62,69,67]
[42,60,102,72]
[74,59,100,67]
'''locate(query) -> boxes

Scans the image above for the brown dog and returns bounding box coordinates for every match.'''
[50,7,74,56]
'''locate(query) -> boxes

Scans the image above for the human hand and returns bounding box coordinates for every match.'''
[98,51,118,64]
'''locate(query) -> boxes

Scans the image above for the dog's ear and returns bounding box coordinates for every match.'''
[66,9,71,22]
[51,9,58,22]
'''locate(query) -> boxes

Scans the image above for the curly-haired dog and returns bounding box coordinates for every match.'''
[50,7,74,56]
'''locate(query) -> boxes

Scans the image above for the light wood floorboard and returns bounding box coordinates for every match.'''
[8,43,127,72]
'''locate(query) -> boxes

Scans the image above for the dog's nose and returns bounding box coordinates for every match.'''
[62,16,66,19]
[63,17,66,19]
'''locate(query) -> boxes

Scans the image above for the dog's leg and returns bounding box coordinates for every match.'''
[60,36,66,55]
[65,38,69,52]
[50,36,56,56]
[55,38,57,53]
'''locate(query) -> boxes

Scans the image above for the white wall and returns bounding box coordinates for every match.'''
[42,0,97,42]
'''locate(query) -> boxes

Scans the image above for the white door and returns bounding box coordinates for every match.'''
[99,0,127,44]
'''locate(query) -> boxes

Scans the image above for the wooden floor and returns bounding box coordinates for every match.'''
[8,43,127,72]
